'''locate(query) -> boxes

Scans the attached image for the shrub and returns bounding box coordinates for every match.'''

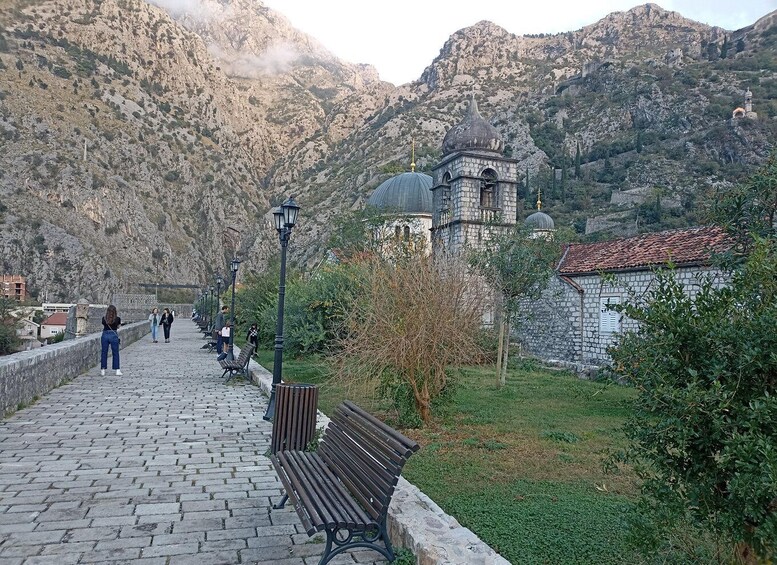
[608,239,777,562]
[0,323,20,355]
[336,254,485,424]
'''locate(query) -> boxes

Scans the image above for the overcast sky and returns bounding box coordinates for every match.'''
[260,0,774,84]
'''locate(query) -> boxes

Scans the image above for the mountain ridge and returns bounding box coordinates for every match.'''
[0,0,775,301]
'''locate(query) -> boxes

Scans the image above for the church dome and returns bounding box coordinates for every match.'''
[441,97,504,156]
[367,172,433,215]
[525,211,555,230]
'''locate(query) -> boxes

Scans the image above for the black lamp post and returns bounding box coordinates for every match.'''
[226,256,241,361]
[215,273,223,310]
[209,286,215,332]
[263,196,300,421]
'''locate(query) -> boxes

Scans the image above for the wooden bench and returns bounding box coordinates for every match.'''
[218,343,254,383]
[270,401,420,565]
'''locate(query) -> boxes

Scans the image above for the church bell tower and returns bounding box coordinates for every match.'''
[430,97,518,257]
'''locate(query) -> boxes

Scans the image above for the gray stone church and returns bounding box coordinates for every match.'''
[368,97,732,367]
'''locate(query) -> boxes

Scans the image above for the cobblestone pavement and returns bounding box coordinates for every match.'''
[0,322,386,564]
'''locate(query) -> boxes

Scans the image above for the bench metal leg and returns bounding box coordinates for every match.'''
[318,522,394,565]
[272,493,288,509]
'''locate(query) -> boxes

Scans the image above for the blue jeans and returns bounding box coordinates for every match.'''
[150,324,158,341]
[216,334,224,354]
[101,331,120,370]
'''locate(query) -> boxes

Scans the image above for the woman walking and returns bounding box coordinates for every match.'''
[161,307,174,343]
[148,307,160,343]
[100,304,122,376]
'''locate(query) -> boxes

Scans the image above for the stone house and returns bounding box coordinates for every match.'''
[515,226,732,368]
[40,312,68,339]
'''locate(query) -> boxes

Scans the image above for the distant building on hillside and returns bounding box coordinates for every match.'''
[732,88,757,120]
[1,275,26,302]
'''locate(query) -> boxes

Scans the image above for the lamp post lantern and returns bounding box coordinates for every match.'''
[263,196,300,421]
[226,257,241,361]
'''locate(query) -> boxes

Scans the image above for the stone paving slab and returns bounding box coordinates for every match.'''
[0,321,387,564]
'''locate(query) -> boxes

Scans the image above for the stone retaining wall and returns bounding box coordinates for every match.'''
[0,321,148,418]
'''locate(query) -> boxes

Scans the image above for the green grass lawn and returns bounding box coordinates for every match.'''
[255,349,643,564]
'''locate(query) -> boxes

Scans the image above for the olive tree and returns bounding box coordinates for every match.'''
[469,226,559,386]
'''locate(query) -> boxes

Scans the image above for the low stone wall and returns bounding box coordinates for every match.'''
[0,321,148,418]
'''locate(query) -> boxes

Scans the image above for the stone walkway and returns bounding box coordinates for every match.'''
[0,322,386,564]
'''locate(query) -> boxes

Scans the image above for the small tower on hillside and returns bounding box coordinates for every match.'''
[430,96,518,257]
[732,88,757,120]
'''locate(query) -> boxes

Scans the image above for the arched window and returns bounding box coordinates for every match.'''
[441,172,452,209]
[480,168,498,209]
[403,225,410,240]
[395,225,401,239]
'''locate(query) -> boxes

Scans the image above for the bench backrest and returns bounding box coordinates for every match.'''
[318,401,419,522]
[236,344,254,366]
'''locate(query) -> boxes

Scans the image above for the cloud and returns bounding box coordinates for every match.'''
[208,43,300,77]
[146,0,233,23]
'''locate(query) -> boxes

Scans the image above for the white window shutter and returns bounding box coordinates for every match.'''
[600,296,621,334]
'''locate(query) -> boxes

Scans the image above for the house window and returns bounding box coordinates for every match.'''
[599,296,621,334]
[395,225,401,239]
[403,225,410,240]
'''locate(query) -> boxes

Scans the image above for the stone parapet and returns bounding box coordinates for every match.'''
[0,321,148,418]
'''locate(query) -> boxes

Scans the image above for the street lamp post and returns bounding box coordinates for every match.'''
[227,257,241,361]
[208,286,215,332]
[215,273,223,310]
[263,196,301,421]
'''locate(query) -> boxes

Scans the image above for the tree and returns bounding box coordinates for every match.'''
[575,142,581,179]
[720,35,729,59]
[608,239,777,562]
[336,253,485,424]
[525,165,531,197]
[0,297,21,355]
[636,130,643,154]
[469,226,559,386]
[560,148,569,203]
[708,153,777,254]
[610,160,777,562]
[326,206,428,260]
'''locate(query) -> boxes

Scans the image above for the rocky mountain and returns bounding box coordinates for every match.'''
[0,0,775,301]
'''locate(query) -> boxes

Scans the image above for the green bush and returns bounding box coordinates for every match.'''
[608,239,777,561]
[0,323,20,355]
[239,262,366,355]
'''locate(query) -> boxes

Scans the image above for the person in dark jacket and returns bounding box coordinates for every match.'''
[100,304,122,376]
[161,308,174,343]
[246,322,258,352]
[214,305,228,354]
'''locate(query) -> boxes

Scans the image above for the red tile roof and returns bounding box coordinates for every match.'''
[42,312,68,326]
[558,226,732,275]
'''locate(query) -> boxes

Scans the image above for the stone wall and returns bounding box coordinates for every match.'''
[516,266,728,367]
[0,321,148,418]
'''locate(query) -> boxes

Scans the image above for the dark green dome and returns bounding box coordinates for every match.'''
[525,211,555,230]
[367,172,433,215]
